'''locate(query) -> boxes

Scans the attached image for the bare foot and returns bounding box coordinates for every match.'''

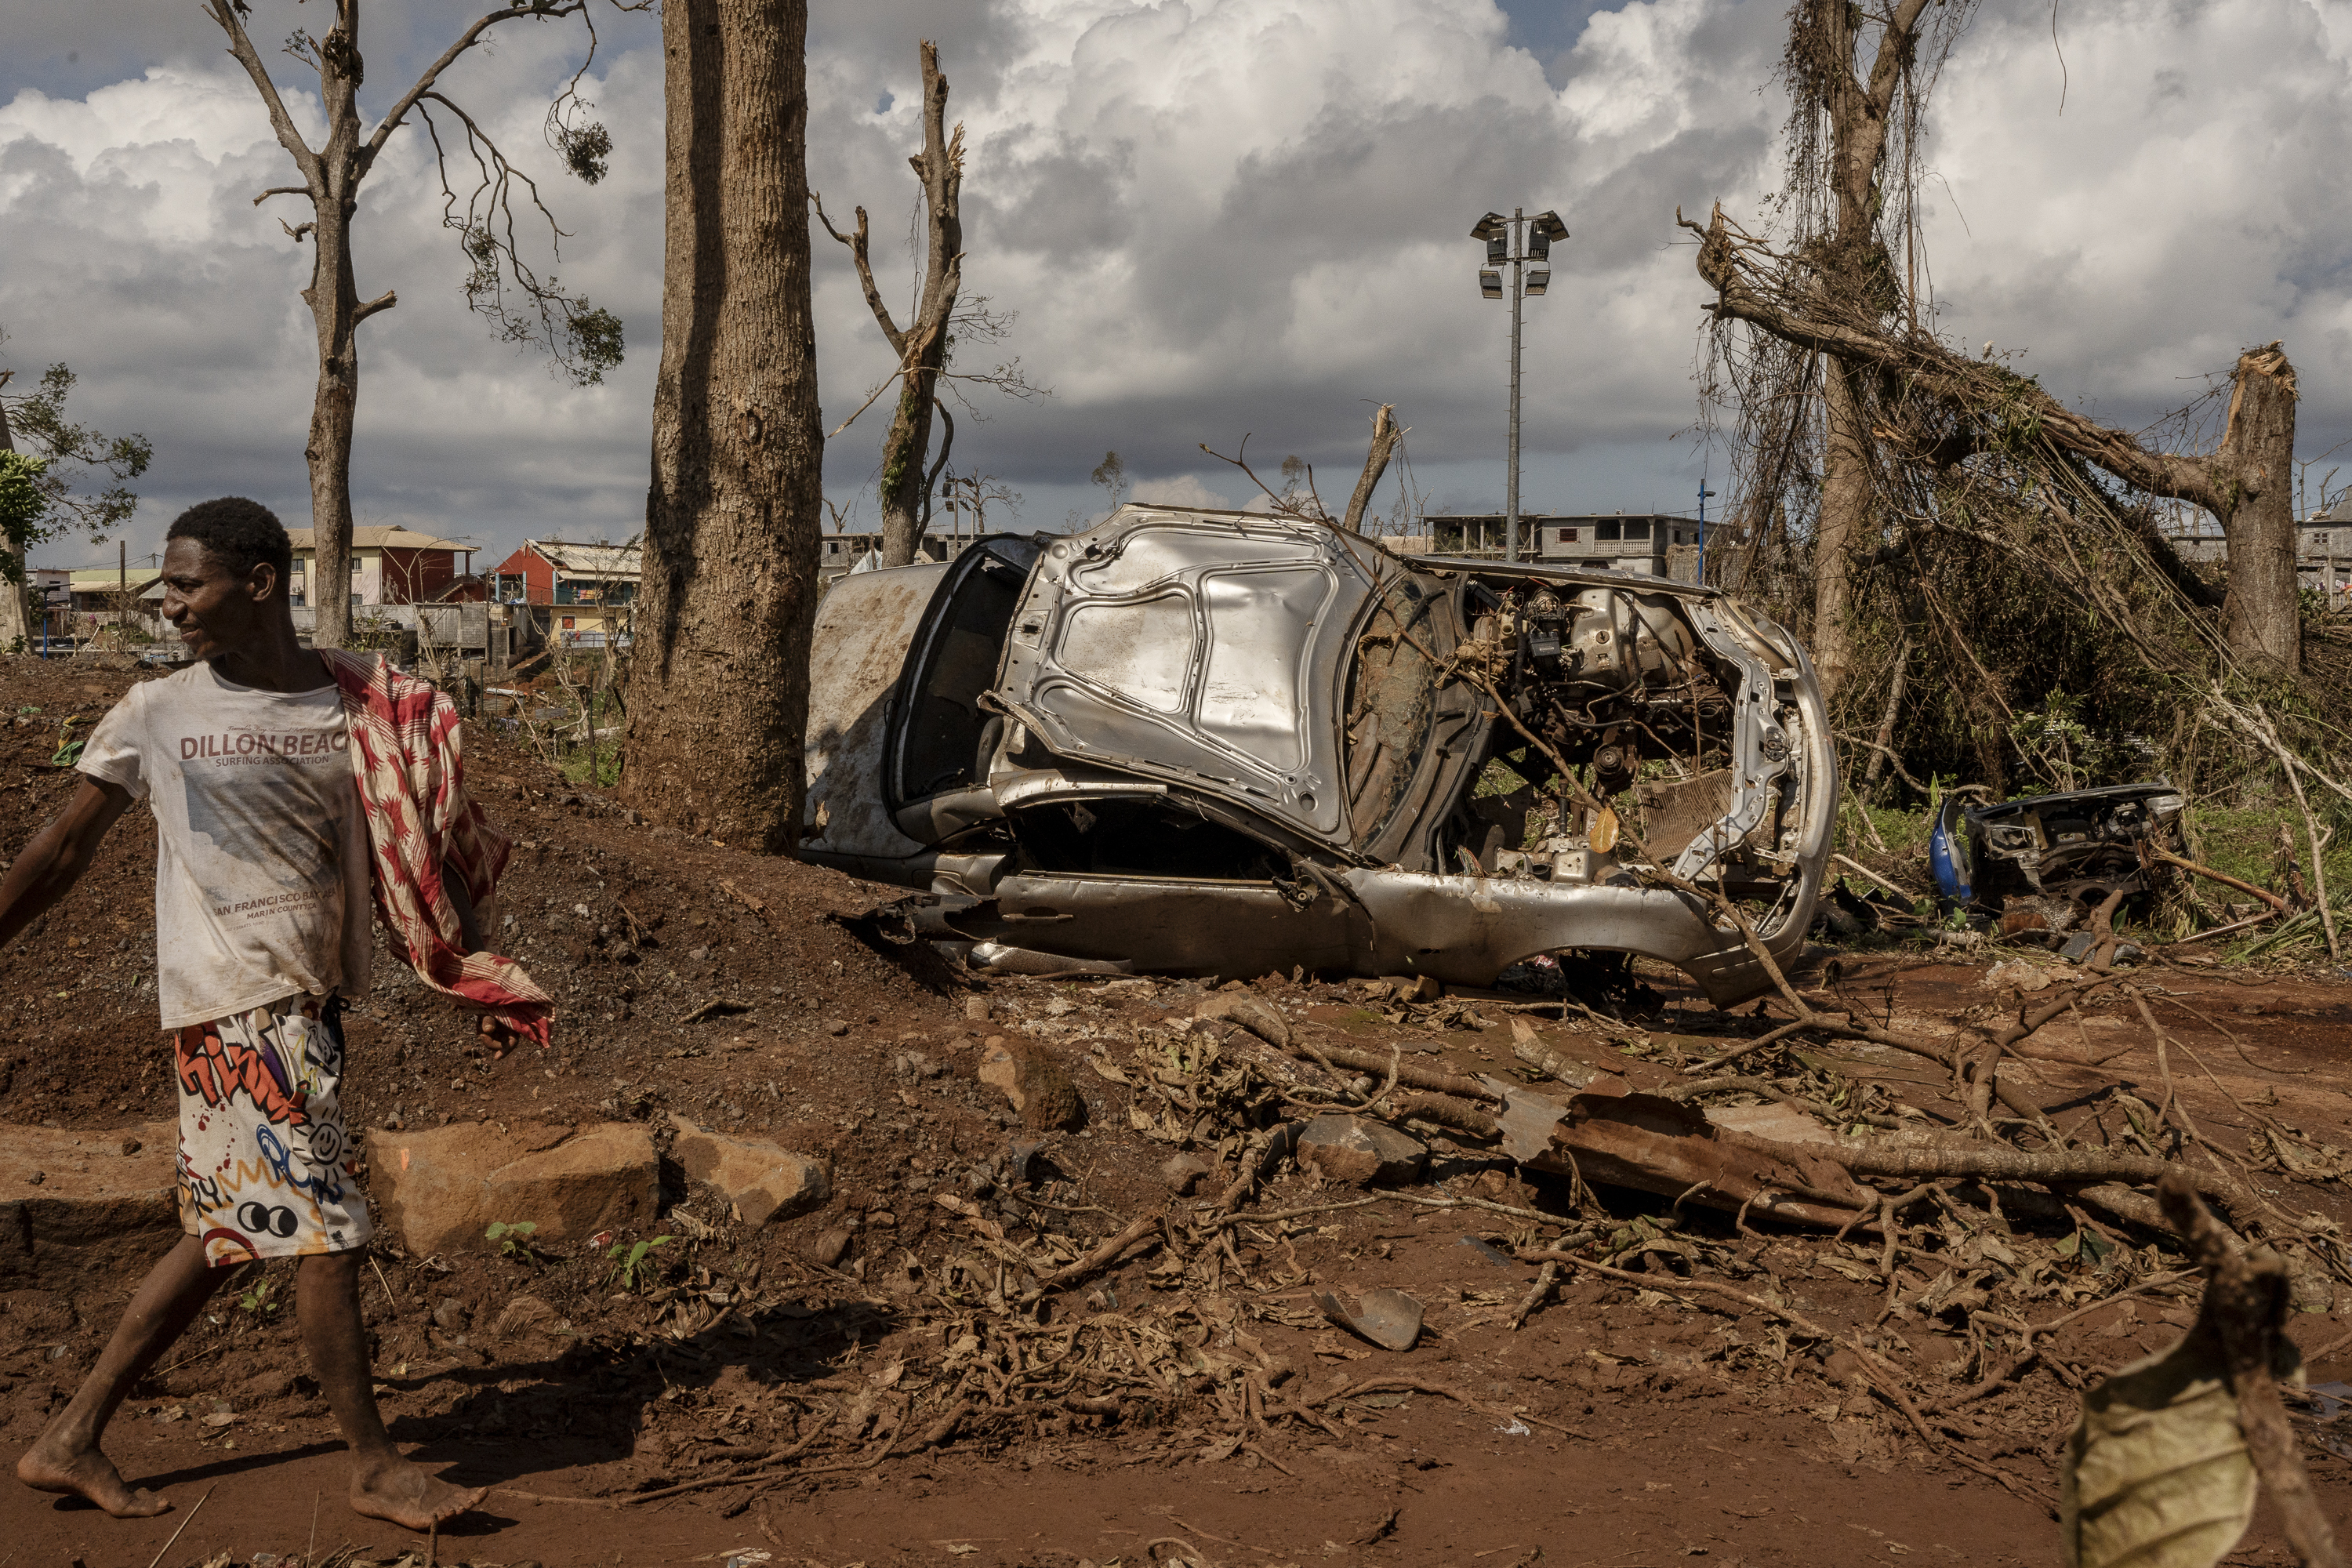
[16,1435,172,1518]
[350,1457,486,1531]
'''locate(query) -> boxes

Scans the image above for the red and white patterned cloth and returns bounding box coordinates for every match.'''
[321,650,553,1046]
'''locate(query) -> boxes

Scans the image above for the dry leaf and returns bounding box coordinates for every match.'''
[2061,1330,2255,1568]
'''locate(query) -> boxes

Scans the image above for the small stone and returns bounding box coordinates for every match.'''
[806,1227,854,1267]
[24,1171,43,1186]
[432,1298,471,1333]
[825,1019,852,1038]
[118,1137,141,1156]
[891,1051,942,1080]
[667,1114,828,1225]
[572,903,593,918]
[978,1038,1086,1131]
[1160,1152,1211,1195]
[1296,1113,1425,1186]
[964,996,993,1022]
[691,946,713,961]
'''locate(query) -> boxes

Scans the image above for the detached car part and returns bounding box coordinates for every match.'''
[1929,782,2186,918]
[801,506,1835,1006]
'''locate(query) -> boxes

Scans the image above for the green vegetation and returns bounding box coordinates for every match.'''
[606,1234,671,1292]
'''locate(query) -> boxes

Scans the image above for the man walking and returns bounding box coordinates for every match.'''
[2,497,544,1529]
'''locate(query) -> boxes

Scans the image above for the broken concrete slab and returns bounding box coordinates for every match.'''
[363,1120,658,1258]
[667,1113,829,1225]
[1297,1113,1425,1186]
[0,1120,180,1290]
[979,1036,1086,1131]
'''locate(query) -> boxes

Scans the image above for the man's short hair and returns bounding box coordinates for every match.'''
[167,498,294,584]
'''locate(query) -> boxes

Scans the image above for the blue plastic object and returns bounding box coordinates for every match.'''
[1928,796,1973,902]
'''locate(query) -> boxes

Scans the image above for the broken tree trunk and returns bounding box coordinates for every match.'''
[815,42,962,568]
[1690,208,2303,678]
[1341,405,1403,534]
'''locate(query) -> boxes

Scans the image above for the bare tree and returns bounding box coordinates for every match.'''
[0,343,152,652]
[617,0,824,849]
[814,42,1043,567]
[205,0,635,648]
[1201,409,1405,538]
[1341,405,1403,533]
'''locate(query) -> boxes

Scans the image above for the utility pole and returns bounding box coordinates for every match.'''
[1472,209,1566,563]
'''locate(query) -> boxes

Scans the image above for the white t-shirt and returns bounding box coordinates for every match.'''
[78,660,374,1029]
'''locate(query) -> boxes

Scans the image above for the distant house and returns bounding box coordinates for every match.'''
[287,527,475,608]
[1424,513,1706,576]
[489,539,641,607]
[818,531,971,584]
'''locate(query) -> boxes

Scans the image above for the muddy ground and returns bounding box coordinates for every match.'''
[4,656,2351,1568]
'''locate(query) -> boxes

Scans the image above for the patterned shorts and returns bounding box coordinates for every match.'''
[174,994,372,1266]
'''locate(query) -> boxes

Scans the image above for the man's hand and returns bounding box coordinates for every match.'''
[477,1012,538,1061]
[0,779,134,951]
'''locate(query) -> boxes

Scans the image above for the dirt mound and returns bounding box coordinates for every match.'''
[7,655,2352,1568]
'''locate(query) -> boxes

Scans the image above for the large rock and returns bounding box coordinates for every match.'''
[667,1114,829,1225]
[0,1121,180,1290]
[1297,1113,1425,1187]
[978,1036,1086,1131]
[364,1120,657,1257]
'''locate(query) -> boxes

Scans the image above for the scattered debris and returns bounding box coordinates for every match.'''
[977,1036,1086,1131]
[1315,1287,1425,1352]
[1297,1113,1426,1187]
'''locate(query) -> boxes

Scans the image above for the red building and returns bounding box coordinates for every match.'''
[488,539,641,607]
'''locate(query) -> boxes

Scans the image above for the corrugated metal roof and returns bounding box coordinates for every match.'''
[528,539,642,576]
[285,527,472,552]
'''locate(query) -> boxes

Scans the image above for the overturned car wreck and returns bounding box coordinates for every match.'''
[801,506,1835,1006]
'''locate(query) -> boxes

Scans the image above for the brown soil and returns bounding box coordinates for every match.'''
[4,656,2350,1567]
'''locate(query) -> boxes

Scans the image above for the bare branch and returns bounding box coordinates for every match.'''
[201,1,322,184]
[811,194,906,357]
[252,186,310,206]
[359,1,589,177]
[353,289,398,325]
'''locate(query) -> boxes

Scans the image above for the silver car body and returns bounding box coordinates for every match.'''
[802,506,1834,1004]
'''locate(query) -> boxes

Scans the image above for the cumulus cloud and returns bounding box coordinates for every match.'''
[2,0,2347,570]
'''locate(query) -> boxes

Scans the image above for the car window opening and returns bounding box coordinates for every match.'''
[899,543,1034,799]
[1007,798,1285,881]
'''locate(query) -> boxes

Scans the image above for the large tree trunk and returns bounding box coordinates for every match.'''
[2217,345,2300,675]
[1801,0,1928,706]
[619,0,823,850]
[0,397,28,652]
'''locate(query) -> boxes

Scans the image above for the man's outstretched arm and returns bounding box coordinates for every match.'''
[0,779,135,951]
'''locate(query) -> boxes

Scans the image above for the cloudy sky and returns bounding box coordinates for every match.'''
[2,0,2349,575]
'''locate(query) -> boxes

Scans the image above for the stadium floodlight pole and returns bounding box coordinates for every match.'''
[1472,208,1566,563]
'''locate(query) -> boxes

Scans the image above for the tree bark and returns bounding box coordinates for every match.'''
[0,395,29,652]
[1341,404,1402,534]
[618,0,823,851]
